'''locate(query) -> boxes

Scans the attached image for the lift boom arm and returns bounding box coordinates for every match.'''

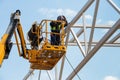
[0,10,21,66]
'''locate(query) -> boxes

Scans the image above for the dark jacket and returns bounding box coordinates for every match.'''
[50,21,68,33]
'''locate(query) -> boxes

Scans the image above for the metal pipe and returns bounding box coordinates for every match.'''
[69,29,84,43]
[46,71,52,80]
[70,24,112,28]
[23,69,34,80]
[87,0,100,53]
[38,70,41,80]
[67,0,95,27]
[55,65,58,80]
[67,42,120,47]
[70,28,86,57]
[82,13,88,54]
[107,0,120,14]
[108,33,120,43]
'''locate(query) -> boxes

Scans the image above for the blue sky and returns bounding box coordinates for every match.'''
[0,0,120,80]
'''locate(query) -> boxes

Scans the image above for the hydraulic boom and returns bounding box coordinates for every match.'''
[0,10,21,66]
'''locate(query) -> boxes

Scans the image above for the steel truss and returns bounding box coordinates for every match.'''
[24,0,120,80]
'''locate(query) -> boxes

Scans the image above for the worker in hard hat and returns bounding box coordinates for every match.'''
[28,22,43,49]
[50,15,68,45]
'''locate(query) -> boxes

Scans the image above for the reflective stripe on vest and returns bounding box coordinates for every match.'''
[51,25,61,31]
[58,25,61,30]
[51,26,56,30]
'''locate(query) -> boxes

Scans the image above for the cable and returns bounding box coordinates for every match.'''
[38,70,41,80]
[46,71,52,80]
[65,56,82,80]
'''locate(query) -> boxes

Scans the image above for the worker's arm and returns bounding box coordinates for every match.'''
[0,10,21,67]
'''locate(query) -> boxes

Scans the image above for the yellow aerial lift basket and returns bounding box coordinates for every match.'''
[27,20,66,70]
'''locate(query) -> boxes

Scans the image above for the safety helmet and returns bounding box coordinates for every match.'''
[16,10,21,15]
[57,15,66,21]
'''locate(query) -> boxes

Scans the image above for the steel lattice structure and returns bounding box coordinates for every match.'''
[23,0,120,80]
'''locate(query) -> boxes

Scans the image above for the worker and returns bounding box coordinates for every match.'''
[50,21,57,45]
[28,22,43,49]
[50,15,68,45]
[10,10,21,22]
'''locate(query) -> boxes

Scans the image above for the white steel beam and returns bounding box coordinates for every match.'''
[55,65,58,80]
[72,24,112,28]
[70,28,86,57]
[83,13,88,54]
[108,33,120,43]
[69,29,84,42]
[68,24,112,43]
[47,71,53,80]
[23,69,34,80]
[38,70,41,80]
[67,0,95,28]
[107,0,120,14]
[66,19,120,80]
[87,0,100,53]
[67,42,120,47]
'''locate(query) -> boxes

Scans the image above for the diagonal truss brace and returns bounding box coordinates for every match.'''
[107,0,120,14]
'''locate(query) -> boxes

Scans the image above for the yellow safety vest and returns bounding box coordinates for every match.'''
[51,26,56,31]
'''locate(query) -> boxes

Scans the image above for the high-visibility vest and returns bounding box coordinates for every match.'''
[58,25,61,30]
[51,26,56,31]
[51,24,61,31]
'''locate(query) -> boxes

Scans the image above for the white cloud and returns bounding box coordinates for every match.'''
[37,8,104,24]
[101,29,109,34]
[85,14,92,20]
[96,19,102,24]
[63,9,77,17]
[38,8,77,20]
[107,20,116,25]
[85,14,102,24]
[104,76,119,80]
[38,8,56,19]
